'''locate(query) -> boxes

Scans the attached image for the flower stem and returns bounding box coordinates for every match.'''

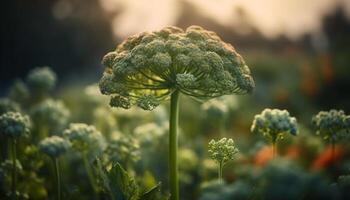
[169,90,180,200]
[53,157,61,200]
[11,138,17,200]
[83,154,99,195]
[331,139,335,161]
[272,141,276,158]
[218,161,223,183]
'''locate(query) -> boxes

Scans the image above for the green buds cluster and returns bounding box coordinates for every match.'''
[208,138,239,165]
[0,98,20,115]
[0,112,30,138]
[30,99,70,131]
[38,136,70,158]
[251,109,298,143]
[63,123,106,153]
[312,109,349,142]
[99,26,254,110]
[26,67,57,93]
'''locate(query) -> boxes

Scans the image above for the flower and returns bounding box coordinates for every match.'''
[208,138,239,165]
[99,26,254,110]
[38,136,70,157]
[251,109,298,143]
[26,67,57,93]
[0,112,30,138]
[106,131,140,164]
[0,98,20,115]
[312,109,349,142]
[30,99,70,132]
[63,123,106,154]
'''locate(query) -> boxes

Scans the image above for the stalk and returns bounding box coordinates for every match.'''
[218,161,223,183]
[331,139,335,161]
[11,138,17,200]
[53,158,61,200]
[272,141,276,158]
[83,154,99,195]
[169,90,180,200]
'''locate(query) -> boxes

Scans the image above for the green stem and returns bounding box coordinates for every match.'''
[11,138,17,200]
[218,161,223,183]
[83,154,99,194]
[272,141,277,158]
[53,157,61,200]
[331,139,335,161]
[169,90,180,200]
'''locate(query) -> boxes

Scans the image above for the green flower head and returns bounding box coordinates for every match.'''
[38,136,70,157]
[99,26,255,110]
[0,98,20,115]
[312,109,349,142]
[251,109,298,143]
[63,123,106,153]
[30,99,70,132]
[0,112,30,138]
[106,131,140,164]
[208,138,239,165]
[26,67,57,93]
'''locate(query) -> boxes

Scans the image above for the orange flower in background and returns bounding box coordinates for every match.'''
[254,146,274,166]
[285,145,300,160]
[311,145,344,170]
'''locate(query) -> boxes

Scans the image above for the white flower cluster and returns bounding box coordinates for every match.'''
[208,138,239,165]
[251,109,298,142]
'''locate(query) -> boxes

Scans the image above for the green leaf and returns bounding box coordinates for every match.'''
[109,163,140,200]
[141,183,169,200]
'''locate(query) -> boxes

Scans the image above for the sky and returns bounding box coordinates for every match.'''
[99,0,350,40]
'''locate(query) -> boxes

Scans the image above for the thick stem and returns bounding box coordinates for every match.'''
[169,90,180,200]
[11,138,17,200]
[83,154,99,194]
[53,158,61,200]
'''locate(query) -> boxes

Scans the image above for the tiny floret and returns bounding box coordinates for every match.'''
[99,26,255,110]
[0,112,30,138]
[251,109,298,142]
[63,123,106,153]
[208,138,239,165]
[38,136,70,157]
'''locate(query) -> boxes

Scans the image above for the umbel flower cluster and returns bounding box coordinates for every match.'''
[0,98,20,115]
[63,123,106,153]
[251,109,298,143]
[0,112,30,138]
[39,136,70,158]
[26,67,57,94]
[99,25,255,110]
[208,138,239,165]
[312,109,350,142]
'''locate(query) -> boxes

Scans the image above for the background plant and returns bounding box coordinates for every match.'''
[251,108,298,157]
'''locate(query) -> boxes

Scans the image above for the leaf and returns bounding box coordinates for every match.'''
[109,163,140,200]
[140,183,169,200]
